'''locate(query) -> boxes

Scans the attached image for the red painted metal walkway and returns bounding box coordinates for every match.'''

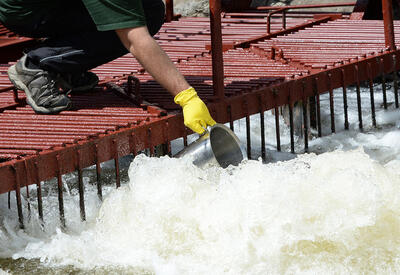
[1,5,400,227]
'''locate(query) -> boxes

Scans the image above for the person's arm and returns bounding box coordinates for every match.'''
[115,26,216,134]
[115,26,188,96]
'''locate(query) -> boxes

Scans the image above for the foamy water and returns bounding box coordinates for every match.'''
[1,80,400,274]
[1,78,400,273]
[1,15,400,271]
[3,150,400,274]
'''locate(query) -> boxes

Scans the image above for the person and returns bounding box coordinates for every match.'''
[0,0,216,134]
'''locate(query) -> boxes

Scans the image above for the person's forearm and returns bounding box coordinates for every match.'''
[116,27,190,96]
[116,26,217,134]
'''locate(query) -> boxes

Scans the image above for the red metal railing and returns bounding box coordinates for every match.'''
[165,0,174,23]
[209,0,225,99]
[383,0,396,50]
[1,1,399,229]
[262,2,357,34]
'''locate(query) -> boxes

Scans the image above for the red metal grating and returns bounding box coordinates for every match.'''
[0,88,164,160]
[0,23,35,63]
[252,19,400,69]
[131,48,308,110]
[1,7,400,228]
[94,15,317,83]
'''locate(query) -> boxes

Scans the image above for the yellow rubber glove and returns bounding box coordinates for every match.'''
[174,87,216,134]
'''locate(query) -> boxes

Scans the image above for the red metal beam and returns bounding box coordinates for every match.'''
[1,11,400,197]
[256,2,356,11]
[2,46,400,194]
[165,0,174,23]
[383,0,396,51]
[209,0,225,99]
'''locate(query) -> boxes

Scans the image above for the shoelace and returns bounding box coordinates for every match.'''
[40,74,70,101]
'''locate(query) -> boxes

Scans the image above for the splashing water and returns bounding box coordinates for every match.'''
[1,81,400,273]
[0,149,398,274]
[1,7,400,270]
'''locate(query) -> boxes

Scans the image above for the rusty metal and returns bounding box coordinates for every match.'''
[148,128,156,157]
[35,175,44,224]
[379,57,388,109]
[393,54,399,108]
[368,62,377,127]
[259,94,266,161]
[209,0,225,99]
[242,96,251,159]
[312,77,322,137]
[23,160,32,217]
[228,105,234,131]
[12,166,24,229]
[113,139,121,188]
[235,16,333,50]
[1,4,400,226]
[316,93,322,137]
[25,185,31,216]
[382,0,396,51]
[328,73,336,133]
[257,2,356,11]
[341,69,350,129]
[0,25,35,63]
[56,155,66,228]
[289,103,295,154]
[288,84,295,154]
[263,2,356,35]
[267,8,288,34]
[165,0,174,23]
[246,114,251,159]
[95,144,103,201]
[302,81,309,153]
[77,150,86,221]
[274,106,281,152]
[354,64,363,130]
[127,76,142,105]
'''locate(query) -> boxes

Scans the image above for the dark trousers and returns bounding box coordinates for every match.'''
[2,0,165,74]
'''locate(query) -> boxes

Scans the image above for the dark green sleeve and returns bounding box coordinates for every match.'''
[82,0,146,31]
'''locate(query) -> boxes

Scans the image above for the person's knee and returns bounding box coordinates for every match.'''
[142,0,165,36]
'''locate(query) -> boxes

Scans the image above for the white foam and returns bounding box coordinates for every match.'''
[9,149,400,274]
[2,68,400,273]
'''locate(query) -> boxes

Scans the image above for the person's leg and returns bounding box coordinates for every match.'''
[1,0,97,38]
[4,0,100,113]
[27,0,165,74]
[7,0,165,113]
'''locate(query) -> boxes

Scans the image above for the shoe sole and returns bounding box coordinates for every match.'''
[8,65,72,114]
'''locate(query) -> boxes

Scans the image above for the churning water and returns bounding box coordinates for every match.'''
[2,2,400,273]
[1,80,400,274]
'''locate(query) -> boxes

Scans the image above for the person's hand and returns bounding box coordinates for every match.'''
[174,87,216,134]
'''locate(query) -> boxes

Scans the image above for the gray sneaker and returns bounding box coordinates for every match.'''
[7,55,72,114]
[60,71,99,93]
